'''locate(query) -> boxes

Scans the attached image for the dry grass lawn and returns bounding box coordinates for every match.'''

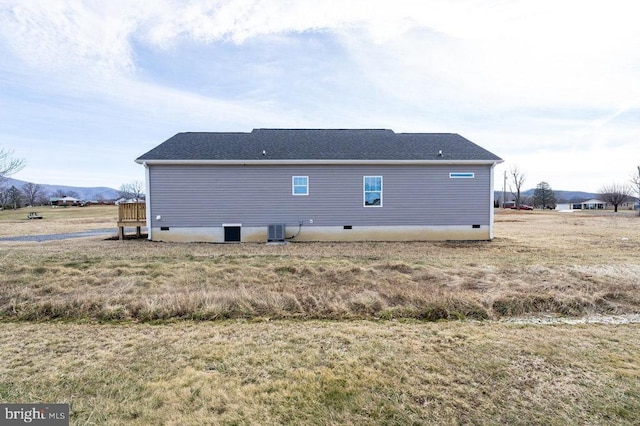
[1,207,639,424]
[1,207,638,321]
[1,321,639,425]
[0,205,119,237]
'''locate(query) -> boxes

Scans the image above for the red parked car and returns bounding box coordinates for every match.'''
[510,205,533,210]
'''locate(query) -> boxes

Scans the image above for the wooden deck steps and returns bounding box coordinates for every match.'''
[117,203,146,240]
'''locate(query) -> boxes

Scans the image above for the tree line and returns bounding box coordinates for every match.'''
[0,147,144,210]
[0,184,85,209]
[504,165,640,213]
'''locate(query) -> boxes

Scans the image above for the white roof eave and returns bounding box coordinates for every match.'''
[136,159,504,166]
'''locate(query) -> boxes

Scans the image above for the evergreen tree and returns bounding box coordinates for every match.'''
[7,185,23,210]
[533,182,556,209]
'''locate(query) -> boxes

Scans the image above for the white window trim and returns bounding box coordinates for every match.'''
[292,176,309,195]
[363,176,383,207]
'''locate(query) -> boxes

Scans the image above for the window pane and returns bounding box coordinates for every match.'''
[365,192,381,205]
[367,177,381,191]
[364,176,382,206]
[364,177,380,191]
[292,176,308,195]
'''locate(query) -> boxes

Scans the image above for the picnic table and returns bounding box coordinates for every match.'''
[27,212,43,219]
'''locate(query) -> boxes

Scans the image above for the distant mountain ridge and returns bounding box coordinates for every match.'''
[526,189,598,202]
[496,189,598,203]
[2,177,120,201]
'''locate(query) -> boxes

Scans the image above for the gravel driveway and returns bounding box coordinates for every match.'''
[0,227,145,242]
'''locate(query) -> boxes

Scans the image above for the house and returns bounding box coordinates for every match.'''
[620,198,638,210]
[555,203,571,211]
[135,129,503,243]
[115,197,145,205]
[50,196,82,207]
[571,199,606,210]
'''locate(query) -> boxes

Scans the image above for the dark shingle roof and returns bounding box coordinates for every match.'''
[136,129,502,162]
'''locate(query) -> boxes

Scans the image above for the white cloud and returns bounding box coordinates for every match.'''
[1,0,639,190]
[490,116,639,193]
[3,0,639,111]
[0,0,138,78]
[340,1,640,113]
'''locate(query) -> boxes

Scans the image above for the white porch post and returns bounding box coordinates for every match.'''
[143,162,152,241]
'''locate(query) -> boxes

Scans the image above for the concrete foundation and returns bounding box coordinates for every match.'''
[149,225,492,243]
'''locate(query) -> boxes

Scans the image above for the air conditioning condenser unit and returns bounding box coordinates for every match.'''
[267,224,286,243]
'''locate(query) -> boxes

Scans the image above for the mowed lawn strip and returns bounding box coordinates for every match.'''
[0,320,638,425]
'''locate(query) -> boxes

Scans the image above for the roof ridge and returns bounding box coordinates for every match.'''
[251,128,395,132]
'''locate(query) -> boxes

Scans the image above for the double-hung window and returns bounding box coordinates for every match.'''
[292,176,309,195]
[364,176,382,207]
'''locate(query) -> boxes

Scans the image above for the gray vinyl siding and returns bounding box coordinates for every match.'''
[148,164,492,228]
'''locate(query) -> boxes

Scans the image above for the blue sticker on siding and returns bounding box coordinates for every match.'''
[449,172,475,178]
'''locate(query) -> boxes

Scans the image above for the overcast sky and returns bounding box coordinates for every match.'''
[1,0,638,193]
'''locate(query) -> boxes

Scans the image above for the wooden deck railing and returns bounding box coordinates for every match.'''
[117,202,146,240]
[118,202,146,222]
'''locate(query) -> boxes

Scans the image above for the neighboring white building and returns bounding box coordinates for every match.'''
[556,199,606,211]
[115,197,145,205]
[572,199,606,210]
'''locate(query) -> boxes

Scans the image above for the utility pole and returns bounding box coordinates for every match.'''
[502,170,507,208]
[637,166,640,216]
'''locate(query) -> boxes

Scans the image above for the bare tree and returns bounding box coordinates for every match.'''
[631,166,640,216]
[22,182,46,206]
[509,166,526,208]
[0,148,25,185]
[119,180,145,201]
[599,182,632,213]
